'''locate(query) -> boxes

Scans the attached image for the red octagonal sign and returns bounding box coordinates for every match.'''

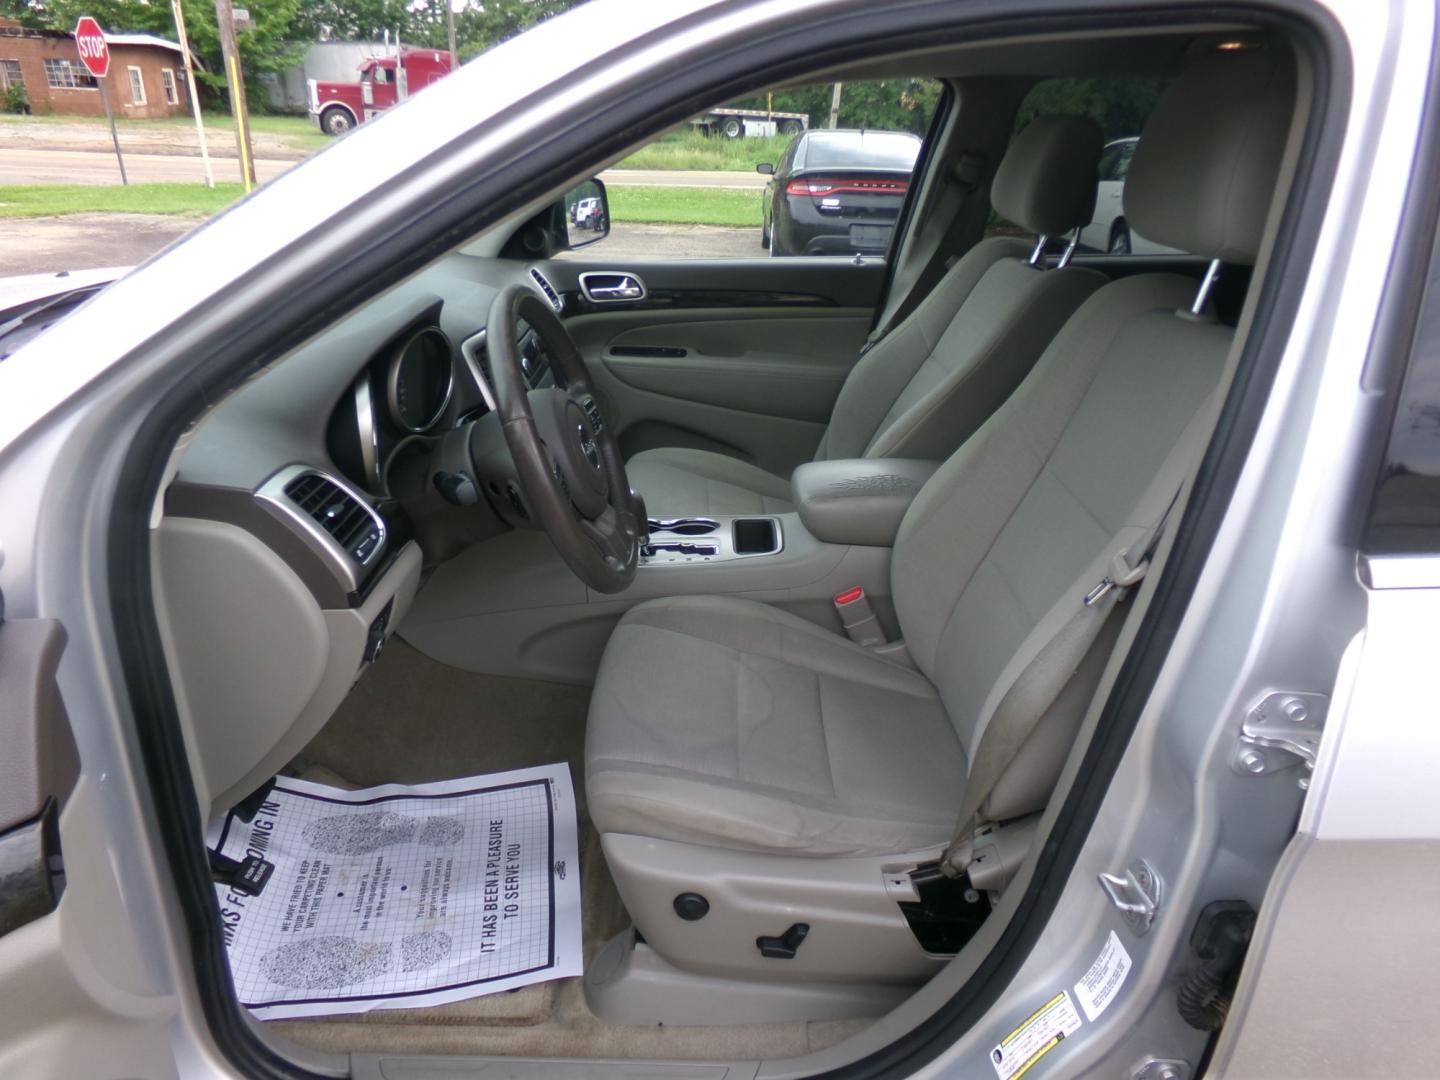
[72,16,110,79]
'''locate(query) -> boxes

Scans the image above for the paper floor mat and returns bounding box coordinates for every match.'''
[207,763,582,1020]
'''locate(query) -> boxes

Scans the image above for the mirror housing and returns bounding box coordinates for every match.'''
[564,178,610,249]
[756,162,774,175]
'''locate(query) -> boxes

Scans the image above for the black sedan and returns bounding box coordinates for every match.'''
[758,128,922,256]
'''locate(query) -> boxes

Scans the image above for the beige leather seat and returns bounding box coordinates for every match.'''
[626,115,1108,517]
[586,50,1293,979]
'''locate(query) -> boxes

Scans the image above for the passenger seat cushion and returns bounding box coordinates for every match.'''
[586,596,967,857]
[624,447,795,517]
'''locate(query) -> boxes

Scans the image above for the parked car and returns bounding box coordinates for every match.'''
[757,128,921,256]
[572,195,602,230]
[1077,135,1185,254]
[1,3,1435,1079]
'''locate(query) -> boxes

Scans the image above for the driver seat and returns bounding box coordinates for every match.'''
[585,49,1293,990]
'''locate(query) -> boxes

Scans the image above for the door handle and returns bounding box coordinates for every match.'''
[579,272,648,304]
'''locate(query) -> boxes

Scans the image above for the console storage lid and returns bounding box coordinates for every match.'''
[791,458,940,548]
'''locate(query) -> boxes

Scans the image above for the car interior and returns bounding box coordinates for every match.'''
[145,17,1307,1069]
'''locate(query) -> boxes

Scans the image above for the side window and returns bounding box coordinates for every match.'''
[560,78,939,262]
[1364,240,1440,560]
[994,78,1179,256]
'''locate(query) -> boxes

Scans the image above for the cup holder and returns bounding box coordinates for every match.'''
[648,517,719,536]
[732,518,780,555]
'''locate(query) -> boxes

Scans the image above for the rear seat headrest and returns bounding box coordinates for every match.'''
[1124,48,1295,265]
[990,114,1104,239]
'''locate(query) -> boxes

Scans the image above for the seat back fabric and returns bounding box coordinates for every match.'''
[819,115,1106,463]
[891,48,1295,814]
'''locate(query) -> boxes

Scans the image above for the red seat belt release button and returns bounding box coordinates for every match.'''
[833,587,885,647]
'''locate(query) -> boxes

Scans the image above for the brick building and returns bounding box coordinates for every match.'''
[0,18,193,119]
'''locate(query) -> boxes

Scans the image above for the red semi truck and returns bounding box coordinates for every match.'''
[308,48,456,135]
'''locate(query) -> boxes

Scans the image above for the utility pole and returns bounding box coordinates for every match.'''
[828,82,843,128]
[395,25,407,101]
[445,0,457,61]
[170,0,214,188]
[213,0,257,190]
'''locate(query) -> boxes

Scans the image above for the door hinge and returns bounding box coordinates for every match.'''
[1232,691,1328,788]
[1098,857,1162,936]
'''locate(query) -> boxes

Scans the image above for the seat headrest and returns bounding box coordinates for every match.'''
[990,115,1103,239]
[1124,49,1295,264]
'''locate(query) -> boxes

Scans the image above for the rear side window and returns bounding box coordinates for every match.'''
[991,78,1179,255]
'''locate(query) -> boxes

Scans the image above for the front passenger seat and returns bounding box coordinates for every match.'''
[626,115,1108,517]
[585,47,1294,990]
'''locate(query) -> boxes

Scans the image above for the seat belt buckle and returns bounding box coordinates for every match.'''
[834,586,885,646]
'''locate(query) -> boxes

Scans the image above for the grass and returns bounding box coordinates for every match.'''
[0,181,761,228]
[607,184,759,228]
[0,182,245,218]
[614,129,795,172]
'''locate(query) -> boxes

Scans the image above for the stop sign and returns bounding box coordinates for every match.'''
[72,17,110,79]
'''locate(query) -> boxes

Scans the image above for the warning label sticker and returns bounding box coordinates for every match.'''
[989,989,1082,1080]
[1074,929,1132,1022]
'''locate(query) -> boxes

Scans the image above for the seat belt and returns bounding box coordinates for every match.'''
[861,151,987,358]
[938,487,1181,878]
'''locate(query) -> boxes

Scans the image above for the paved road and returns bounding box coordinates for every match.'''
[0,145,764,191]
[0,148,295,186]
[1,215,758,277]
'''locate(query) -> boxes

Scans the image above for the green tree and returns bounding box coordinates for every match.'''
[730,79,942,135]
[1015,78,1165,141]
[3,0,305,107]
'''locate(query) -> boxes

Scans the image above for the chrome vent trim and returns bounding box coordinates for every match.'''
[284,473,384,563]
[255,465,387,596]
[529,267,563,313]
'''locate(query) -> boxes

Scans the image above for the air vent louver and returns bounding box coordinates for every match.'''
[284,473,383,563]
[529,268,563,313]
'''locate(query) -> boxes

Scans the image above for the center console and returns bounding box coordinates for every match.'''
[642,516,783,564]
[402,457,941,685]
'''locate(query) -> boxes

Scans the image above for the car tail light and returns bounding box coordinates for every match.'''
[784,177,909,197]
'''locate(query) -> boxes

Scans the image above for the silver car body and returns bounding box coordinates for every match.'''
[0,0,1435,1076]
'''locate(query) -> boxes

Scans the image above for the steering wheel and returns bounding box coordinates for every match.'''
[484,285,640,593]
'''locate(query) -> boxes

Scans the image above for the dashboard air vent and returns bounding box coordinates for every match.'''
[529,268,563,313]
[284,472,383,563]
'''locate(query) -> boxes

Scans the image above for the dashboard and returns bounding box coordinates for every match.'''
[154,255,566,817]
[328,281,561,500]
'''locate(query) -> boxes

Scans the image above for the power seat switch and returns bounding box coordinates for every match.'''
[756,922,810,959]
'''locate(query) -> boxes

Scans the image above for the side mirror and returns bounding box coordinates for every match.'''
[755,162,774,175]
[563,178,610,250]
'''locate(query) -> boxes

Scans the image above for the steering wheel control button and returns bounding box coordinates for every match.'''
[756,922,810,959]
[673,893,710,921]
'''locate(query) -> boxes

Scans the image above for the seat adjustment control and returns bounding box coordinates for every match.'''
[756,922,810,959]
[673,893,710,921]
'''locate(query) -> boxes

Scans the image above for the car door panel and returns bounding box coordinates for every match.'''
[0,618,76,941]
[544,258,883,474]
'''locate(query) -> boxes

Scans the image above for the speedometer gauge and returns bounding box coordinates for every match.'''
[386,327,454,433]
